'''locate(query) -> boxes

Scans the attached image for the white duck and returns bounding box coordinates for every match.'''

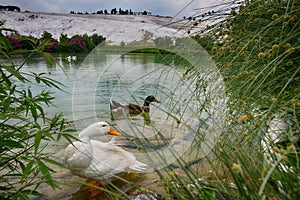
[65,122,147,195]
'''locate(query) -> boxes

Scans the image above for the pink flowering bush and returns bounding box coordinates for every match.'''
[44,38,58,52]
[7,36,22,50]
[69,37,87,51]
[4,30,105,53]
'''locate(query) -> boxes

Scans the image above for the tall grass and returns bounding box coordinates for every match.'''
[108,0,299,199]
[175,0,299,199]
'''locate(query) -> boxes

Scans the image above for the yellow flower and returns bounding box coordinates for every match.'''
[258,52,265,59]
[238,115,250,121]
[232,163,242,173]
[272,14,278,20]
[284,43,291,49]
[284,15,291,20]
[168,171,175,177]
[282,156,288,162]
[287,145,295,152]
[286,61,293,66]
[291,99,300,106]
[290,15,298,21]
[236,47,242,51]
[223,62,229,67]
[137,146,143,151]
[271,97,277,102]
[272,44,279,51]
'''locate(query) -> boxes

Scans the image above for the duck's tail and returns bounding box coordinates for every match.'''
[109,99,124,110]
[130,160,147,172]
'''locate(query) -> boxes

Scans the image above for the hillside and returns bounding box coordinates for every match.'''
[0,11,188,45]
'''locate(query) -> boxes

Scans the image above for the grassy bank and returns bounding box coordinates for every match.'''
[96,46,174,54]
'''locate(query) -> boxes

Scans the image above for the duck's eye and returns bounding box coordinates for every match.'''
[102,124,107,127]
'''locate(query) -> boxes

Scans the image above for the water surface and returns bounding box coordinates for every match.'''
[20,51,224,199]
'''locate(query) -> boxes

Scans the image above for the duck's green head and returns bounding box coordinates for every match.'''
[144,95,160,106]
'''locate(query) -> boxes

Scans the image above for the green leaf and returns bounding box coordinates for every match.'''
[62,129,77,133]
[3,98,11,111]
[0,113,5,120]
[59,118,65,131]
[2,65,25,82]
[43,130,54,140]
[0,68,12,86]
[37,160,57,189]
[34,131,42,154]
[21,190,44,197]
[58,132,79,144]
[0,113,26,120]
[0,185,13,191]
[9,85,16,95]
[22,160,35,178]
[0,138,24,148]
[4,173,22,177]
[35,76,41,83]
[36,104,45,121]
[11,49,34,55]
[30,104,38,121]
[203,188,216,200]
[18,160,26,172]
[27,88,32,98]
[49,114,63,129]
[37,160,50,177]
[41,157,67,169]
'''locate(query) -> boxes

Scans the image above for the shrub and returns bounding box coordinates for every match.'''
[20,35,37,50]
[3,28,106,53]
[81,34,94,51]
[41,31,53,40]
[91,33,106,47]
[69,37,88,51]
[44,38,58,52]
[54,42,86,53]
[59,33,69,43]
[0,22,76,199]
[6,35,22,49]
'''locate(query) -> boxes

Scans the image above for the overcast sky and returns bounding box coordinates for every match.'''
[0,0,233,18]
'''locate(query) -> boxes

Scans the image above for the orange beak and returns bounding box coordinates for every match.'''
[153,98,160,103]
[109,127,122,136]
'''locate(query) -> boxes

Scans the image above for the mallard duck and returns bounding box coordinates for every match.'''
[110,95,160,116]
[65,122,147,196]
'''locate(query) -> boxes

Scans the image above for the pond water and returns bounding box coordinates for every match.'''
[18,50,226,199]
